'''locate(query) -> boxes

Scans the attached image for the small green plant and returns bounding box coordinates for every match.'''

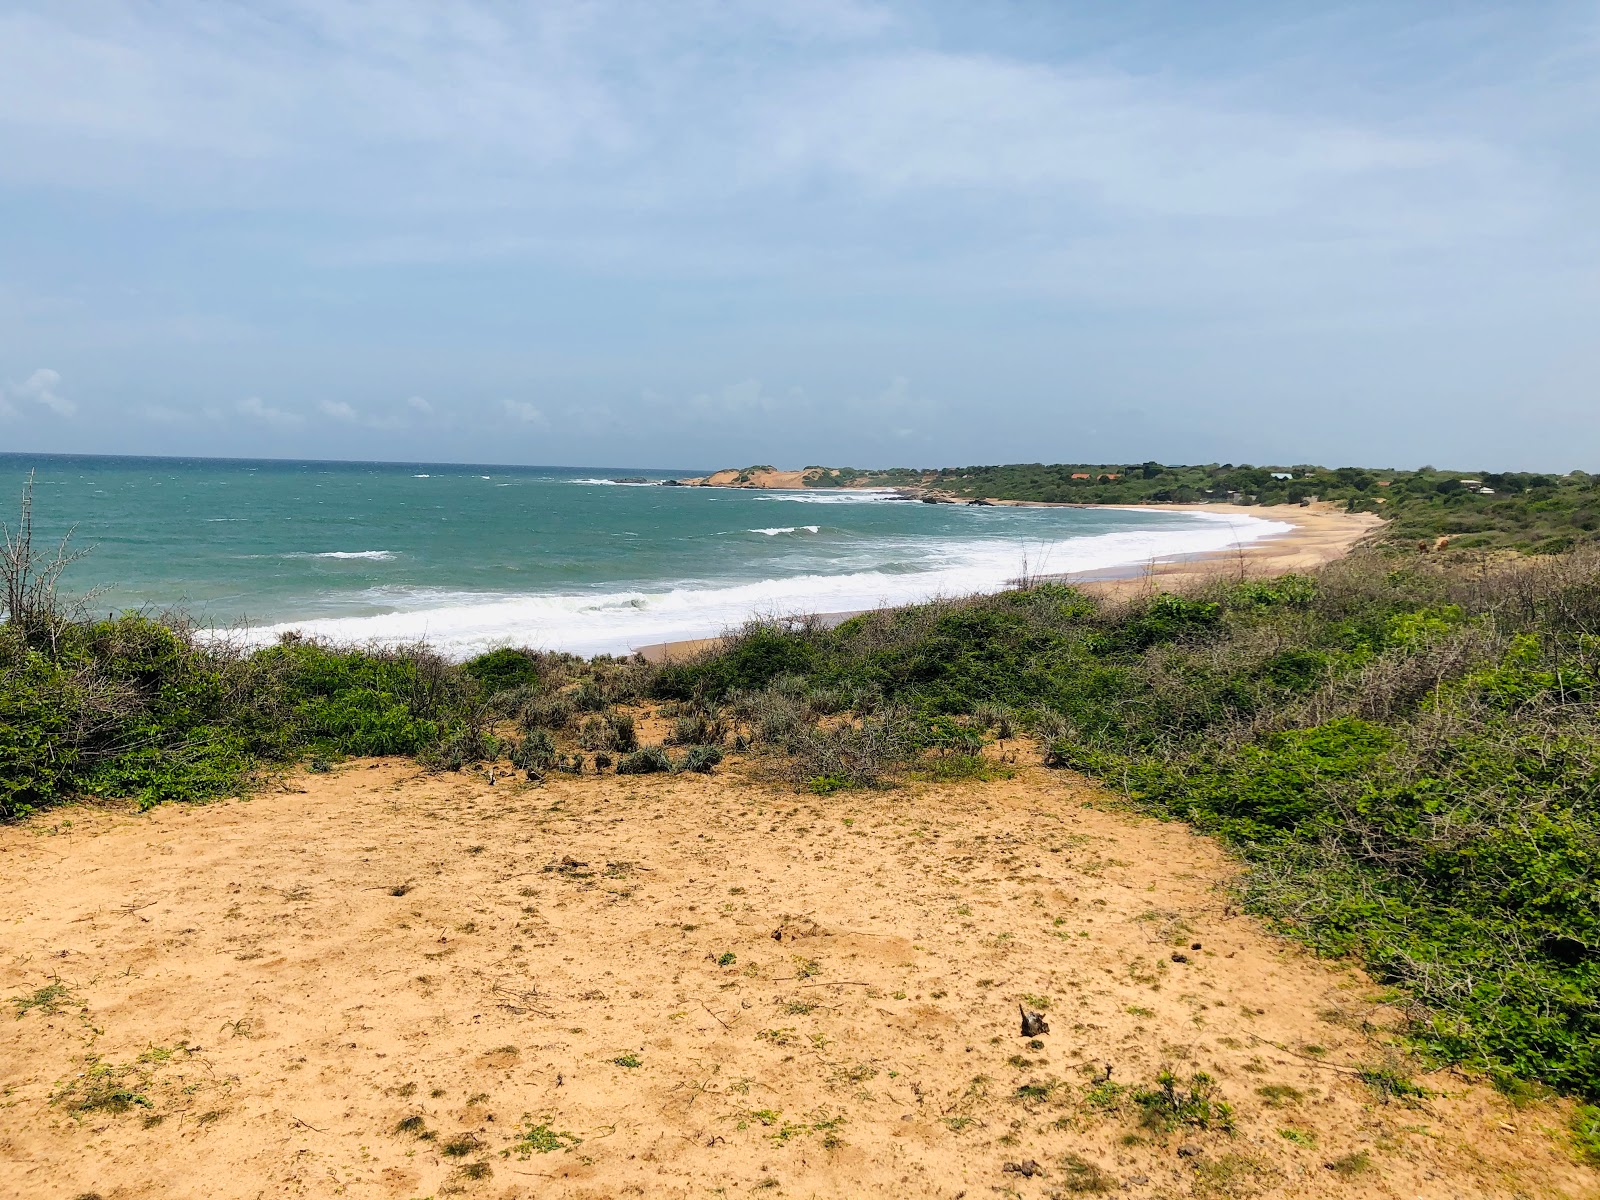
[612,1053,642,1068]
[1277,1126,1316,1146]
[911,753,1014,783]
[441,1133,481,1157]
[1083,1079,1125,1112]
[1570,1104,1600,1165]
[1133,1070,1232,1132]
[1057,1152,1115,1193]
[1325,1150,1373,1176]
[394,1115,429,1136]
[456,1161,493,1181]
[717,952,737,967]
[11,979,71,1019]
[51,1059,153,1116]
[508,1120,581,1156]
[807,773,851,795]
[1356,1066,1433,1104]
[1255,1083,1304,1106]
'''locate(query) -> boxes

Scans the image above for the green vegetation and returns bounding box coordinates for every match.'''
[1133,1070,1233,1132]
[801,461,1600,553]
[508,1120,581,1156]
[1572,1103,1600,1165]
[11,979,72,1019]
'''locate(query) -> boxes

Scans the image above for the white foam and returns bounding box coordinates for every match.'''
[757,488,904,504]
[285,550,397,561]
[570,478,659,486]
[238,512,1289,659]
[413,474,430,478]
[749,525,821,535]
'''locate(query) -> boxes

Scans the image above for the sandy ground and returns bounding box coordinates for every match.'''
[2,743,1591,1200]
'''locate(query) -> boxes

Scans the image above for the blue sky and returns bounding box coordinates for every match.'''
[1,1,1596,470]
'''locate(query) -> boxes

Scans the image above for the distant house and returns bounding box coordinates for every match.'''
[1269,471,1292,480]
[1376,480,1392,487]
[1459,479,1483,488]
[1070,473,1091,480]
[1477,486,1496,495]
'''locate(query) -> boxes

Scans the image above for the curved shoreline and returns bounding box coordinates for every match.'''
[635,502,1382,662]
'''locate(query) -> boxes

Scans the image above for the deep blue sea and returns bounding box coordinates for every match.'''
[0,454,1288,656]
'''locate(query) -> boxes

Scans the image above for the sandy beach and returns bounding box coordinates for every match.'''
[3,739,1590,1199]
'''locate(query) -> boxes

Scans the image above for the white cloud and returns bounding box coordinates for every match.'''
[406,395,433,415]
[501,399,548,427]
[238,395,304,427]
[750,51,1502,232]
[5,367,75,416]
[320,399,359,422]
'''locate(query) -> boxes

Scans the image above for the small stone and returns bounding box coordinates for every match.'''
[1171,952,1189,964]
[1190,942,1203,950]
[1003,1160,1042,1177]
[1177,1145,1203,1159]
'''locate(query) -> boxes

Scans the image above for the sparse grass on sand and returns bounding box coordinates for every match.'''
[1,752,1594,1199]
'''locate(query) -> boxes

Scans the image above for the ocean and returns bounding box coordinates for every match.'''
[0,454,1290,657]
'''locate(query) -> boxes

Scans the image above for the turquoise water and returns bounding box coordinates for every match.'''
[0,454,1287,656]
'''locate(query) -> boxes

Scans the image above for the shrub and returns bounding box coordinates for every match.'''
[668,711,727,746]
[578,712,637,752]
[518,691,575,732]
[681,744,723,773]
[510,730,557,773]
[422,724,499,772]
[616,745,673,775]
[1133,1070,1233,1132]
[463,647,540,694]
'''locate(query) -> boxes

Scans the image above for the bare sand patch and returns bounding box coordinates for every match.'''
[1,752,1590,1199]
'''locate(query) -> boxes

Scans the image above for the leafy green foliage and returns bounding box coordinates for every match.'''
[463,647,540,694]
[509,1120,581,1156]
[1133,1070,1233,1132]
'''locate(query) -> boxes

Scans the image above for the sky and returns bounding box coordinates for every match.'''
[1,1,1596,472]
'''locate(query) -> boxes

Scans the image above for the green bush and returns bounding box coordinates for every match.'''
[510,729,557,773]
[616,745,673,775]
[463,647,541,694]
[681,744,723,773]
